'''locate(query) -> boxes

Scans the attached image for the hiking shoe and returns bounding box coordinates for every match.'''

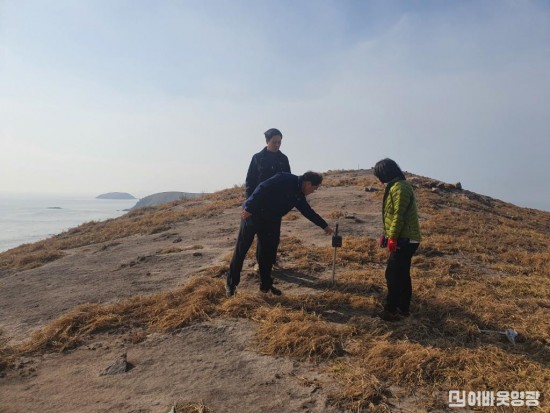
[397,307,411,317]
[225,283,236,298]
[379,310,401,322]
[260,286,282,296]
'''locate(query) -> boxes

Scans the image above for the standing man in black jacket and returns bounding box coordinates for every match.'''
[245,128,291,270]
[245,128,291,198]
[226,171,334,297]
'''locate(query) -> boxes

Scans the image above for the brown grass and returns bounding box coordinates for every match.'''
[253,305,354,362]
[323,170,380,189]
[174,400,213,413]
[1,170,549,411]
[15,276,225,354]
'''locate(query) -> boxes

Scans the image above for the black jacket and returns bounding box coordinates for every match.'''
[245,148,290,198]
[243,172,328,229]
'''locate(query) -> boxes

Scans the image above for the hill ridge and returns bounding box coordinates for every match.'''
[0,169,548,412]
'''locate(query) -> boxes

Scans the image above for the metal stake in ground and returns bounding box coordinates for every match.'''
[331,223,342,286]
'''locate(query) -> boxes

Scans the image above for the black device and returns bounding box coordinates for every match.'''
[332,224,342,248]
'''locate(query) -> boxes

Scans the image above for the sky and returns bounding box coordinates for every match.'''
[1,0,549,210]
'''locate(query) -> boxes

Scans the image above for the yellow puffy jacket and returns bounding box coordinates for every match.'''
[382,178,421,241]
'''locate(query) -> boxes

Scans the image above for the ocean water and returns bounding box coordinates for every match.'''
[0,194,137,253]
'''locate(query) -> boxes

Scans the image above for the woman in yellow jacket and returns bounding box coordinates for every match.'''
[374,158,421,321]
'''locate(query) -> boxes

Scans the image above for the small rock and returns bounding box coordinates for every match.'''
[100,353,132,376]
[193,252,203,257]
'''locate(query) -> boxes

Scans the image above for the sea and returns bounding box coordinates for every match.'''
[0,194,138,253]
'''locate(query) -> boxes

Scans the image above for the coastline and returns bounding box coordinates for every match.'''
[0,194,137,253]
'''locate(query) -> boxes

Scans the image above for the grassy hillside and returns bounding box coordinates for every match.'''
[1,170,548,412]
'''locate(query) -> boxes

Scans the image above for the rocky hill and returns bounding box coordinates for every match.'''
[0,169,548,413]
[96,192,136,199]
[132,191,204,209]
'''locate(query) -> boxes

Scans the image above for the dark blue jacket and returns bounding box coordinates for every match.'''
[243,172,328,229]
[245,148,291,198]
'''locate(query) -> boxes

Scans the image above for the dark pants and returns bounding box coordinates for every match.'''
[227,216,281,291]
[255,229,280,266]
[384,242,419,313]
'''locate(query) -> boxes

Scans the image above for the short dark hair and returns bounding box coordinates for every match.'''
[302,171,323,186]
[264,128,282,141]
[373,158,406,183]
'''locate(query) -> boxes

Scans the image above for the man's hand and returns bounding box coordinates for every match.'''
[324,226,334,235]
[241,209,252,220]
[388,237,398,252]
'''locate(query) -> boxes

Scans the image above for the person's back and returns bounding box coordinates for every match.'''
[382,179,421,242]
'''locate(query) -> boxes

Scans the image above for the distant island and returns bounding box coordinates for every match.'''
[96,192,136,200]
[132,191,203,209]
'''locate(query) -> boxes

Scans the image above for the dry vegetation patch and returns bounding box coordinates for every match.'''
[14,277,226,355]
[173,400,213,413]
[323,170,379,189]
[253,305,354,362]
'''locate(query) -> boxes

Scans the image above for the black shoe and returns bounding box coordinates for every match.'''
[397,307,411,317]
[226,282,236,297]
[379,310,401,322]
[260,286,282,296]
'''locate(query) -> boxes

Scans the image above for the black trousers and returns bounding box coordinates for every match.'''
[384,242,419,313]
[255,229,280,266]
[227,216,281,290]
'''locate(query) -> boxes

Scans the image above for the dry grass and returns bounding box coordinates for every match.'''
[282,211,300,221]
[253,305,354,362]
[0,330,15,374]
[323,170,380,189]
[260,174,549,410]
[15,276,225,354]
[174,400,213,413]
[1,170,549,411]
[157,245,204,254]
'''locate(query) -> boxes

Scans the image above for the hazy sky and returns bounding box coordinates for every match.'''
[1,0,549,210]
